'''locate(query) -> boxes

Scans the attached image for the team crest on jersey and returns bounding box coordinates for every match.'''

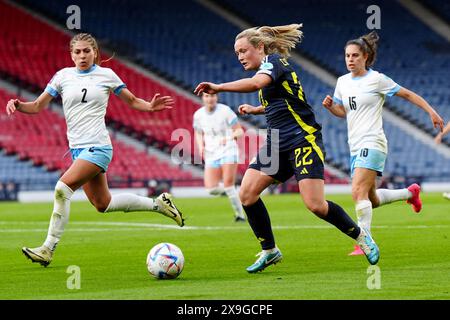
[260,62,274,71]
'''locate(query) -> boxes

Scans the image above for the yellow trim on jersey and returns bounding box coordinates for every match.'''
[279,58,290,66]
[291,72,298,84]
[305,133,324,163]
[286,100,317,135]
[259,89,268,108]
[291,72,305,102]
[282,81,293,95]
[285,99,324,163]
[281,73,305,103]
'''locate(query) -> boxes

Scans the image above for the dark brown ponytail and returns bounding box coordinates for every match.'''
[345,31,379,69]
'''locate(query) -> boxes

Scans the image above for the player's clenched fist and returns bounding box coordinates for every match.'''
[238,104,256,115]
[322,95,333,109]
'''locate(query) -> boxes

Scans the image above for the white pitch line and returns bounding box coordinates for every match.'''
[0,221,449,233]
[0,228,177,233]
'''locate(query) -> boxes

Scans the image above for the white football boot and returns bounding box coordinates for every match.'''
[155,193,185,227]
[22,245,53,267]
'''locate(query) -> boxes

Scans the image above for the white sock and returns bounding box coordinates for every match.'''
[104,193,158,212]
[376,188,412,207]
[355,200,373,233]
[43,181,74,251]
[264,247,279,254]
[206,186,225,196]
[224,186,245,218]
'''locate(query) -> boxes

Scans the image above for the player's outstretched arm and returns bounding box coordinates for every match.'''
[395,87,444,132]
[5,92,53,116]
[194,74,272,96]
[118,88,174,112]
[322,95,346,118]
[435,122,450,144]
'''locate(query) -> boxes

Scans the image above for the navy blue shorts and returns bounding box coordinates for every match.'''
[248,134,325,182]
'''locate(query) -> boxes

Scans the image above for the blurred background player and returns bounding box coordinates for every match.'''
[434,121,450,200]
[195,24,380,272]
[193,92,246,222]
[5,33,184,267]
[322,31,444,255]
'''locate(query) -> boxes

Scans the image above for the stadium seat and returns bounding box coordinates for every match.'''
[0,87,201,189]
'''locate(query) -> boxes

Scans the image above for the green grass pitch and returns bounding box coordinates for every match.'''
[0,193,449,299]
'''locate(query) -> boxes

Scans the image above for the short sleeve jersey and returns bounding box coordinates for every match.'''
[193,103,239,160]
[256,53,322,151]
[45,64,126,148]
[333,69,400,154]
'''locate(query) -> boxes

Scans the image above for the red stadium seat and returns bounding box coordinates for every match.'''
[0,87,199,184]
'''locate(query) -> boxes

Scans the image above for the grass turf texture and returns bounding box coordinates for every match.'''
[0,193,449,299]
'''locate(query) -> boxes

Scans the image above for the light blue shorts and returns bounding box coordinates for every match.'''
[350,148,386,178]
[70,146,113,172]
[205,154,239,169]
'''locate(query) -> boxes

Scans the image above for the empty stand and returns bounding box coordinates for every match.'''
[5,0,448,183]
[0,87,200,189]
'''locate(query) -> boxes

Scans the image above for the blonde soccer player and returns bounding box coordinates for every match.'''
[5,33,185,267]
[195,24,380,272]
[322,31,444,255]
[193,92,246,222]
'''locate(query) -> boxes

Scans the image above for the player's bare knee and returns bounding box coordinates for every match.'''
[92,199,110,213]
[305,201,328,218]
[239,189,249,205]
[239,188,256,206]
[351,189,359,202]
[352,186,367,202]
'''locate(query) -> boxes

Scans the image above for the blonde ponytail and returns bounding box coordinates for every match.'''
[236,24,303,57]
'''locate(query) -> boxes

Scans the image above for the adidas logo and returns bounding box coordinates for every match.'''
[300,168,309,174]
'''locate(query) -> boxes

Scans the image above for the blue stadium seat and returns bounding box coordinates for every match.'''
[0,152,60,190]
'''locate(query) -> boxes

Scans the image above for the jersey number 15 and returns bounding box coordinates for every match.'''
[349,96,357,110]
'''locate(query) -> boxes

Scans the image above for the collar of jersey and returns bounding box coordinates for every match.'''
[351,68,373,80]
[76,64,97,74]
[205,105,218,114]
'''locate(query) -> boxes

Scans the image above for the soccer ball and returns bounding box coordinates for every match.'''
[146,242,184,279]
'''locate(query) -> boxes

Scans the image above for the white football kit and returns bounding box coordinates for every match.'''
[193,103,239,162]
[333,69,400,155]
[45,64,126,148]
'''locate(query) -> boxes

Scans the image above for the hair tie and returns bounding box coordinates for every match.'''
[360,38,372,52]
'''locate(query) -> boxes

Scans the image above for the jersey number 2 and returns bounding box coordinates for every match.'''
[81,88,88,103]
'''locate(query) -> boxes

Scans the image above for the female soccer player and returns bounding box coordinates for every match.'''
[322,31,444,255]
[194,24,379,272]
[193,92,246,222]
[435,121,450,200]
[5,33,185,267]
